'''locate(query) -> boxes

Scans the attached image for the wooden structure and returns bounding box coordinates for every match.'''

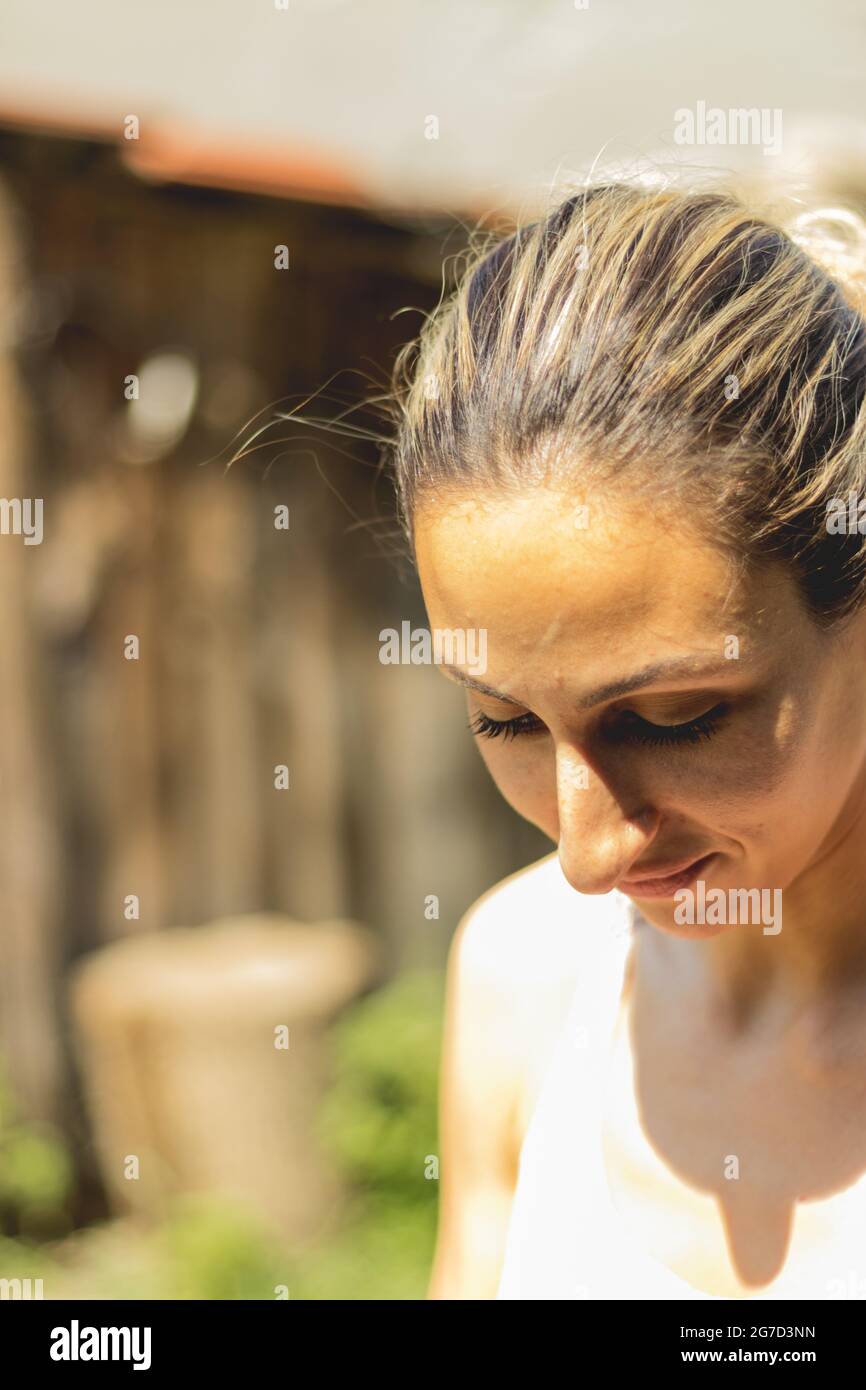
[0,128,548,1161]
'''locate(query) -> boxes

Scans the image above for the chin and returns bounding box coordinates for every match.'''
[626,898,738,940]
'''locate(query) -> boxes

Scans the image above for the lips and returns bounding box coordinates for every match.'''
[617,852,715,899]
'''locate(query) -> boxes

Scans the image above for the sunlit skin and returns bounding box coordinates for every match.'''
[417,484,866,1289]
[416,486,866,981]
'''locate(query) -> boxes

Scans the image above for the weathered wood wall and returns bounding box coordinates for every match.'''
[0,130,549,1149]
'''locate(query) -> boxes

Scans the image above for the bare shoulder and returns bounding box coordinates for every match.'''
[451,851,591,1136]
[428,851,618,1297]
[454,851,584,1010]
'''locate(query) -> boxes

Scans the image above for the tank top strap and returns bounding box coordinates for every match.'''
[556,888,636,1053]
[496,888,638,1299]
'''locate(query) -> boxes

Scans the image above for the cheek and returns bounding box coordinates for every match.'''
[721,688,866,822]
[640,693,818,825]
[671,686,866,874]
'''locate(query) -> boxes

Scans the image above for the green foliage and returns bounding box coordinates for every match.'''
[287,1198,437,1301]
[156,1197,290,1300]
[0,1062,73,1236]
[9,1199,293,1302]
[0,969,447,1300]
[286,968,445,1299]
[317,969,444,1199]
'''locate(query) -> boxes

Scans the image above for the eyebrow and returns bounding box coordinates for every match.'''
[439,656,740,711]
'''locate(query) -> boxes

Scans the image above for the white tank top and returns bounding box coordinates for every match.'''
[494,857,848,1300]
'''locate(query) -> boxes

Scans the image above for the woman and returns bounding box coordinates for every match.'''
[388,182,866,1299]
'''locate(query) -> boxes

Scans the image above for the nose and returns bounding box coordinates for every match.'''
[555,743,659,895]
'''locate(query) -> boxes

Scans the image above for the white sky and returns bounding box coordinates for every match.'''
[0,0,864,213]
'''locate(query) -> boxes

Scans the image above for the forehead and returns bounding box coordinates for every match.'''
[414,487,787,682]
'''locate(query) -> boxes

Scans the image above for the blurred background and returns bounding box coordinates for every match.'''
[0,0,863,1300]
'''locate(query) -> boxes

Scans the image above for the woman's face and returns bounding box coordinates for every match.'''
[414,485,866,936]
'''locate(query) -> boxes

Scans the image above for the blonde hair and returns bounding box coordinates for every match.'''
[388,182,866,624]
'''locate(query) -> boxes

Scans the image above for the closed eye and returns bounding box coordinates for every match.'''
[468,703,729,746]
[610,704,728,746]
[467,710,546,741]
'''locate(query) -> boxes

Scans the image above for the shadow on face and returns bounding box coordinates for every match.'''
[415,483,866,935]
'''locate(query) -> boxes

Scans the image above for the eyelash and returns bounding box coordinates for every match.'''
[467,705,727,747]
